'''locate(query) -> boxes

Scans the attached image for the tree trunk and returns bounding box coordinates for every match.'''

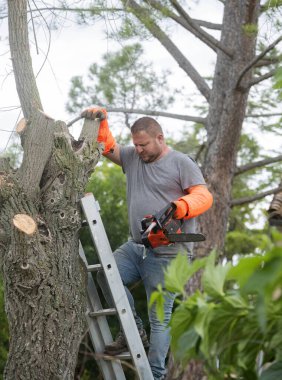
[166,1,261,379]
[1,1,103,378]
[200,0,260,253]
[1,115,102,379]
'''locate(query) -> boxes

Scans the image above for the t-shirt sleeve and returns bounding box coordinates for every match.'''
[179,155,206,191]
[120,146,136,173]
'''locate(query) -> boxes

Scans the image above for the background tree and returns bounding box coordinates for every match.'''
[67,42,177,130]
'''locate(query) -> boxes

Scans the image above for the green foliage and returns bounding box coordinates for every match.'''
[242,24,258,36]
[85,160,129,252]
[1,143,23,169]
[273,66,282,99]
[152,233,282,379]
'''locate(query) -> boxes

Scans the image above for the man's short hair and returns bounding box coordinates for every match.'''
[131,117,163,137]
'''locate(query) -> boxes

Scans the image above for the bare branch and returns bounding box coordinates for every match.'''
[255,57,281,67]
[235,155,282,175]
[247,68,277,87]
[123,0,211,101]
[8,0,43,117]
[145,0,227,54]
[236,35,282,89]
[168,0,232,57]
[67,108,207,127]
[107,107,207,124]
[231,186,282,207]
[193,18,222,30]
[245,112,282,118]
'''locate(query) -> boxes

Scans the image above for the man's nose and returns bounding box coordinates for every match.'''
[136,146,143,154]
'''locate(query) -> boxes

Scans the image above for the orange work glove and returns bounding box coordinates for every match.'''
[173,185,213,220]
[173,199,189,219]
[81,107,116,155]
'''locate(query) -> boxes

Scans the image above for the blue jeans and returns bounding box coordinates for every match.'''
[97,240,176,380]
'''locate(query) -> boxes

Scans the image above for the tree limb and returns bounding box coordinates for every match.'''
[235,154,282,175]
[231,186,282,207]
[236,35,282,89]
[168,0,232,57]
[193,18,222,30]
[123,0,211,101]
[145,0,226,53]
[255,57,281,67]
[245,112,282,118]
[246,68,277,87]
[107,107,207,124]
[8,0,42,118]
[67,108,207,127]
[17,110,56,199]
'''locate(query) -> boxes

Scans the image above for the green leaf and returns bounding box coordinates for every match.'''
[227,255,265,287]
[202,251,231,297]
[170,304,195,353]
[260,361,282,380]
[194,301,215,339]
[273,67,282,90]
[164,254,207,294]
[149,284,165,322]
[174,328,200,362]
[224,293,249,309]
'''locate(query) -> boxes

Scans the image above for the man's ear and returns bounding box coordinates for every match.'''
[157,134,165,143]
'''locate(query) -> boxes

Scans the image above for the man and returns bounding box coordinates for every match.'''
[81,107,213,380]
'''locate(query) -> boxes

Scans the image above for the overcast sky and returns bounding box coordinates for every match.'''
[0,0,224,152]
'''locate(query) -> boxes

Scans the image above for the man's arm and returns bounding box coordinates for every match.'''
[104,144,122,166]
[173,185,213,219]
[81,107,122,166]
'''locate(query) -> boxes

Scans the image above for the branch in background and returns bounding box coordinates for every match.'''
[168,0,232,57]
[67,108,207,127]
[235,154,282,175]
[255,57,281,67]
[193,18,222,30]
[146,0,228,55]
[231,186,282,207]
[107,107,207,124]
[247,68,277,87]
[123,0,211,101]
[245,112,282,118]
[236,35,282,89]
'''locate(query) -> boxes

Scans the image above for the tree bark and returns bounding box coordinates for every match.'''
[2,1,103,379]
[165,1,261,379]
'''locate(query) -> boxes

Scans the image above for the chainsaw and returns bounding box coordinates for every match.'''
[140,202,206,249]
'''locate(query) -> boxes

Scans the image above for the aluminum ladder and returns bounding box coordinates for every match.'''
[79,193,154,380]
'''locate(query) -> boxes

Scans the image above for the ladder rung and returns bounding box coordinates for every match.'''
[104,352,132,360]
[89,308,117,317]
[87,264,102,272]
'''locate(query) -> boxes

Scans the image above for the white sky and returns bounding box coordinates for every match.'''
[0,0,223,152]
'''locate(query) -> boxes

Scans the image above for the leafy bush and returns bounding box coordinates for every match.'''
[151,232,282,380]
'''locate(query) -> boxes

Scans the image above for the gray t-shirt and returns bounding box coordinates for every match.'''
[120,146,206,256]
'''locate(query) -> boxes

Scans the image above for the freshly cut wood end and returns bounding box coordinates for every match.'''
[16,118,27,134]
[13,214,37,235]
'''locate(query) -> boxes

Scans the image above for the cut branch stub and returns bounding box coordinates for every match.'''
[16,118,27,134]
[13,214,37,235]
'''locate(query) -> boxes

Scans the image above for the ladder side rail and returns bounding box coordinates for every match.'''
[79,243,126,380]
[80,194,154,380]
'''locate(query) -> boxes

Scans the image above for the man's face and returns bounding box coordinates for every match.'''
[132,130,164,163]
